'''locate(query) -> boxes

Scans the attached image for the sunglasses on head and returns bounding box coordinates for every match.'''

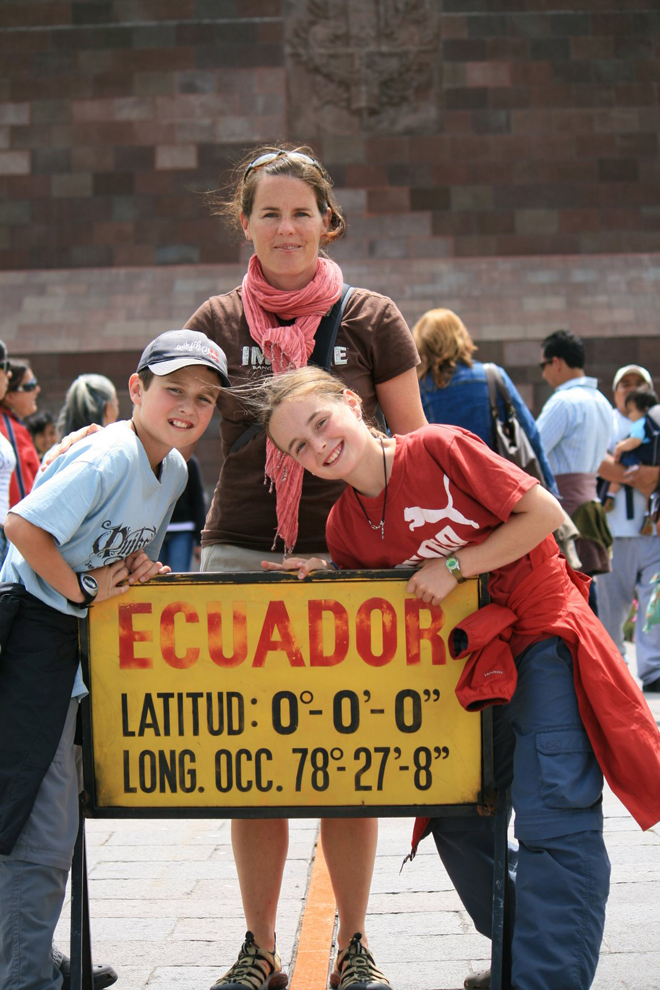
[243,150,323,180]
[15,378,38,392]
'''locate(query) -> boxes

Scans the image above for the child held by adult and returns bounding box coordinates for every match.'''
[606,388,660,534]
[255,366,660,990]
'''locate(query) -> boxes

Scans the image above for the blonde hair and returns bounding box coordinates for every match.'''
[412,308,477,388]
[245,367,383,452]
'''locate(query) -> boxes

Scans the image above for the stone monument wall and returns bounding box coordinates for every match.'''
[0,1,658,489]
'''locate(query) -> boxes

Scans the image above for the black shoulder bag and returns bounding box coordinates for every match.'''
[483,363,545,484]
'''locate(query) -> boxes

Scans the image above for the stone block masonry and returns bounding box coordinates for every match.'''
[1,3,659,499]
[0,3,658,269]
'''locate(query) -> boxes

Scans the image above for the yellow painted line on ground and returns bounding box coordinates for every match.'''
[289,838,336,990]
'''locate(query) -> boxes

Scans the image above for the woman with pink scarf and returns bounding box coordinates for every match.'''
[186,146,426,990]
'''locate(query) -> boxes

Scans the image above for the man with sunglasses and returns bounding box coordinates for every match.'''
[536,330,614,613]
[0,360,41,507]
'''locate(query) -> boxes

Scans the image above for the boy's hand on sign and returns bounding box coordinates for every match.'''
[41,423,103,470]
[261,556,330,580]
[90,560,131,602]
[406,557,457,606]
[126,550,171,584]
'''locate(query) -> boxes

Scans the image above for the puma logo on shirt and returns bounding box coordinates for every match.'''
[403,476,479,564]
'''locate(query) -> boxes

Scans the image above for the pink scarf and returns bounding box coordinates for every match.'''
[241,254,343,553]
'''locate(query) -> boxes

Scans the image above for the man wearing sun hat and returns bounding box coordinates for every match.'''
[598,363,660,693]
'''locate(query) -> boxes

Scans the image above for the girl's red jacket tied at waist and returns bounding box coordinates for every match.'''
[411,547,660,855]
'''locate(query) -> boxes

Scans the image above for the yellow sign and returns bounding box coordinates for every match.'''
[82,572,484,815]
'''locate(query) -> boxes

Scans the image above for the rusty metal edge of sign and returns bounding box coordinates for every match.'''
[79,569,495,820]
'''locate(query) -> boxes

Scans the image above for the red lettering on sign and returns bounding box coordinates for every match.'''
[207,601,248,668]
[308,599,349,667]
[252,600,304,668]
[160,602,200,669]
[404,600,446,665]
[118,602,153,669]
[355,597,397,667]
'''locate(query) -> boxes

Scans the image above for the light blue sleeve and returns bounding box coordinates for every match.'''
[500,367,559,496]
[10,459,105,546]
[536,391,571,457]
[629,418,647,442]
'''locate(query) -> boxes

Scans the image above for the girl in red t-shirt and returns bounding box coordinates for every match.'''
[258,366,563,596]
[256,366,660,990]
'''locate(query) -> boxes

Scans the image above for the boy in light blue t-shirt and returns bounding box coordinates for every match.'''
[0,329,230,990]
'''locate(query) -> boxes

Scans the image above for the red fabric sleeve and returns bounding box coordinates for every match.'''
[441,429,538,523]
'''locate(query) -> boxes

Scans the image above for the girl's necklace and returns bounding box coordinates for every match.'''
[352,438,388,540]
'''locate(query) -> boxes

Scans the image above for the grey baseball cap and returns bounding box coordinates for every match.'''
[137,329,230,387]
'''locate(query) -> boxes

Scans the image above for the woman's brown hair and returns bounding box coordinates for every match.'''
[206,144,346,245]
[411,309,477,388]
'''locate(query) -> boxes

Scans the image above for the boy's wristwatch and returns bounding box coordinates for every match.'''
[445,555,466,584]
[67,572,99,609]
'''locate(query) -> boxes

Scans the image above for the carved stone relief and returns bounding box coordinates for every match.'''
[285,0,441,137]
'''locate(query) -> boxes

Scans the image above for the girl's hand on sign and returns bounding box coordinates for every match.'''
[41,423,103,470]
[126,550,171,584]
[406,557,457,606]
[261,556,331,580]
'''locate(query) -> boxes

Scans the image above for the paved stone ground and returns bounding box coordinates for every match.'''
[56,650,660,990]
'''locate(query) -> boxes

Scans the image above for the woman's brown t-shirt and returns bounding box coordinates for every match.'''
[186,286,419,553]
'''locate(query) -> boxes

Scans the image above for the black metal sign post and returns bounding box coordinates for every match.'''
[69,798,93,990]
[71,571,508,990]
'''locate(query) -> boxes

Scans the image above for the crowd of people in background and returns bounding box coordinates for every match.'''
[4,321,656,642]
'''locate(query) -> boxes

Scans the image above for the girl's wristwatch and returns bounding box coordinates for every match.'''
[445,555,466,584]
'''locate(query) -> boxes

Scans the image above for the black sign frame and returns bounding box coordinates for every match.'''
[79,569,495,820]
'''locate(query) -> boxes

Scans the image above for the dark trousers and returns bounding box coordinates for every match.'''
[430,638,610,990]
[0,584,78,855]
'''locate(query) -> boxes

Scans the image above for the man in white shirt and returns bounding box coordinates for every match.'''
[536,330,614,612]
[597,364,660,693]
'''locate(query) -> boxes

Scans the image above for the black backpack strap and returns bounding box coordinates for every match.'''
[308,283,354,369]
[230,422,263,454]
[230,284,354,456]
